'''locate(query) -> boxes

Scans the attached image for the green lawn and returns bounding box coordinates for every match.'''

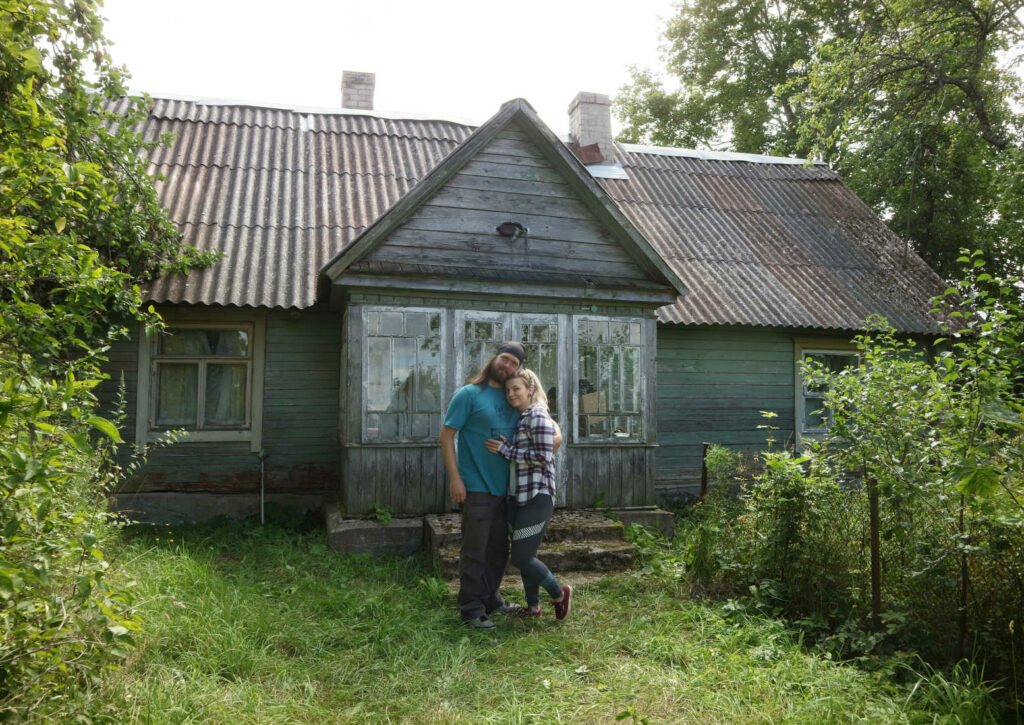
[84,521,998,724]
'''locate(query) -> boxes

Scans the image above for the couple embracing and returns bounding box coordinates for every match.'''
[439,342,572,629]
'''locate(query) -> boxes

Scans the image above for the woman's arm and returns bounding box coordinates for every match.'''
[498,409,555,464]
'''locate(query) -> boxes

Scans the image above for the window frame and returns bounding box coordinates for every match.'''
[571,314,648,445]
[794,337,859,445]
[361,305,446,444]
[136,310,265,452]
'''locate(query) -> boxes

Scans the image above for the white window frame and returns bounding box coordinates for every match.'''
[794,338,858,445]
[572,315,648,445]
[136,310,265,452]
[361,306,446,444]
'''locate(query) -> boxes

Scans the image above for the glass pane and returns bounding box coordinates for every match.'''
[629,322,642,345]
[429,313,441,336]
[406,312,429,337]
[379,413,399,440]
[464,320,476,340]
[156,363,197,426]
[473,321,491,340]
[367,337,391,412]
[366,310,380,336]
[391,337,416,412]
[204,364,247,426]
[159,330,211,356]
[208,330,247,356]
[380,311,403,336]
[606,346,622,412]
[623,346,640,413]
[365,413,381,441]
[578,346,599,413]
[598,345,616,413]
[610,321,630,344]
[411,414,430,439]
[804,399,827,430]
[416,337,441,410]
[538,344,558,417]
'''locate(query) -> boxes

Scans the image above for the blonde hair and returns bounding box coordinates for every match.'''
[508,368,548,410]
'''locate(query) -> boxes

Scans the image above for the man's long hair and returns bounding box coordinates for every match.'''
[466,356,497,387]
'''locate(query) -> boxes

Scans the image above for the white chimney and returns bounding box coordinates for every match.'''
[568,92,614,164]
[341,71,375,111]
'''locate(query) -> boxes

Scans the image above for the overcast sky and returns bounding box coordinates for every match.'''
[100,0,678,135]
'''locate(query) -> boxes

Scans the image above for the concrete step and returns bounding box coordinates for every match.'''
[434,538,634,579]
[425,509,636,580]
[424,510,627,549]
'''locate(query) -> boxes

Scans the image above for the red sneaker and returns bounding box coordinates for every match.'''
[552,585,572,620]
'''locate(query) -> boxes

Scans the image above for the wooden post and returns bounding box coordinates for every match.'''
[868,477,882,631]
[700,442,710,501]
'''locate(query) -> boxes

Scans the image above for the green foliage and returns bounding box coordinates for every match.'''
[66,521,997,723]
[703,443,738,484]
[615,0,1024,276]
[0,0,212,716]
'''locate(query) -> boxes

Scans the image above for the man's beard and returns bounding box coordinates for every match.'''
[487,359,510,384]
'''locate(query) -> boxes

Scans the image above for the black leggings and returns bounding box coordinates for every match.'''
[508,494,562,607]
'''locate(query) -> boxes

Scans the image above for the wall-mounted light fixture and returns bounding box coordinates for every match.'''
[495,221,529,241]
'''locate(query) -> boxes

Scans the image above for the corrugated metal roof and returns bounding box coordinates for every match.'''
[133,98,473,309]
[130,97,944,333]
[602,146,943,333]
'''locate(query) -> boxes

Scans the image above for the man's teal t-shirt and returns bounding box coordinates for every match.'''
[443,383,519,496]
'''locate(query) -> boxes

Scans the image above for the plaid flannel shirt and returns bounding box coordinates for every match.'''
[498,404,556,506]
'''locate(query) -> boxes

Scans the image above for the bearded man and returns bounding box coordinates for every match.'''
[440,342,531,628]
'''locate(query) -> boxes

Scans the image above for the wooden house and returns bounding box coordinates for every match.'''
[99,78,945,522]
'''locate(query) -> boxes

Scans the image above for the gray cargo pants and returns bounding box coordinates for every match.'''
[457,491,509,620]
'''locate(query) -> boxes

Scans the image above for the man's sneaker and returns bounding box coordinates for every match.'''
[465,615,495,629]
[552,585,572,620]
[489,602,524,616]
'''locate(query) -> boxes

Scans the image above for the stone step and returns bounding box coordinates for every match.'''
[424,510,627,550]
[434,538,635,580]
[425,509,636,580]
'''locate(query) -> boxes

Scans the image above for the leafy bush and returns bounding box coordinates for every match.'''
[644,256,1023,712]
[1,1,211,717]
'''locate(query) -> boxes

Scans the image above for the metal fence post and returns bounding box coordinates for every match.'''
[868,477,882,631]
[700,442,710,501]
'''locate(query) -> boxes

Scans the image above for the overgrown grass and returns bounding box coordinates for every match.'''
[54,520,1005,724]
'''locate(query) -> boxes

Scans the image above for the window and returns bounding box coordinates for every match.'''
[797,347,858,438]
[152,327,252,430]
[135,312,265,452]
[520,319,559,418]
[575,317,644,442]
[363,307,443,442]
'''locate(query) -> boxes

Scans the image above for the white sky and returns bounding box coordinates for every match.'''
[100,0,678,135]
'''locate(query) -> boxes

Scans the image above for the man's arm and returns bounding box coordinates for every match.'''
[439,425,466,504]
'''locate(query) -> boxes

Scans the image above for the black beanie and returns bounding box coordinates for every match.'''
[497,341,526,363]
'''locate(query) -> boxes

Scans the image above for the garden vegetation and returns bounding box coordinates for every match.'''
[0,0,211,718]
[651,256,1024,718]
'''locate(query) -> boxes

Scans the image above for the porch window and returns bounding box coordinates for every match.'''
[363,307,443,442]
[797,348,858,437]
[152,326,253,430]
[575,317,645,442]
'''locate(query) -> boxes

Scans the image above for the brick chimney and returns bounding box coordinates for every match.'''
[568,92,614,164]
[341,71,375,111]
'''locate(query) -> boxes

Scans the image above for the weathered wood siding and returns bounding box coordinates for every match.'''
[341,292,660,514]
[98,307,340,495]
[655,325,796,495]
[360,124,648,283]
